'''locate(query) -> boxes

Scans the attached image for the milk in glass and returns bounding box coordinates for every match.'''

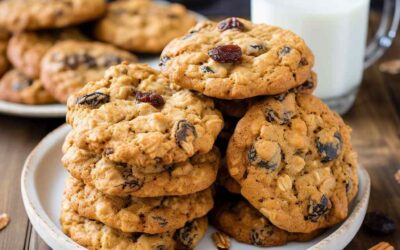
[251,0,370,114]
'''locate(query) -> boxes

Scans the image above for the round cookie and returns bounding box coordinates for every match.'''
[65,63,223,170]
[62,143,220,197]
[61,197,208,250]
[7,28,86,79]
[0,69,56,104]
[0,0,106,32]
[160,17,314,99]
[94,0,197,53]
[210,197,321,247]
[40,41,138,103]
[215,72,317,118]
[65,177,213,234]
[227,93,358,233]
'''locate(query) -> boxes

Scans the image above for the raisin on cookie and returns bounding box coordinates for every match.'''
[160,17,314,99]
[62,143,220,197]
[40,41,137,103]
[211,195,322,247]
[65,177,213,234]
[0,69,56,104]
[65,63,223,170]
[61,196,208,250]
[7,28,86,79]
[94,0,197,53]
[227,93,358,233]
[0,0,106,32]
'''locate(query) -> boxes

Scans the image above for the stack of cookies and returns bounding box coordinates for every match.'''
[159,17,359,247]
[61,63,224,249]
[0,0,196,105]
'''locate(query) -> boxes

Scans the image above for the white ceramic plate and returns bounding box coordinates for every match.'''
[0,4,206,118]
[21,124,370,250]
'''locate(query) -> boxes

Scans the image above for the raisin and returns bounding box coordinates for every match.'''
[316,132,342,163]
[363,211,396,235]
[200,65,215,73]
[250,44,264,50]
[218,17,245,31]
[155,246,166,250]
[175,221,195,248]
[249,227,273,246]
[299,57,309,66]
[64,54,80,69]
[152,216,168,227]
[265,108,292,125]
[208,45,242,63]
[81,53,97,68]
[280,46,292,56]
[104,148,114,156]
[247,145,280,170]
[175,120,197,152]
[159,56,170,68]
[120,178,143,191]
[295,78,314,93]
[305,195,330,222]
[76,92,110,108]
[130,232,142,242]
[103,55,123,67]
[135,91,165,108]
[12,78,33,92]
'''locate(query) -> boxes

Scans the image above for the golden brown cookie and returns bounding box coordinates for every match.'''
[7,28,86,79]
[160,17,314,99]
[94,0,196,53]
[0,29,10,78]
[227,93,358,233]
[0,0,106,32]
[40,41,137,103]
[0,69,56,104]
[65,63,223,170]
[64,176,213,234]
[210,196,322,247]
[61,196,208,250]
[62,143,220,197]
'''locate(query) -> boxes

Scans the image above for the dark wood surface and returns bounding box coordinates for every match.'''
[0,12,399,250]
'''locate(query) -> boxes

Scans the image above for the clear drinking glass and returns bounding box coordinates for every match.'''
[251,0,400,114]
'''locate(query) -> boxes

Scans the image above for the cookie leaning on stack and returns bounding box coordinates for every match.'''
[61,63,224,249]
[160,17,359,247]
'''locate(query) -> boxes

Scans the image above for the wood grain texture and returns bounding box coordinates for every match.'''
[0,12,399,250]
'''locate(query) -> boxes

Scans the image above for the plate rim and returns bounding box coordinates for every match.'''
[21,124,371,250]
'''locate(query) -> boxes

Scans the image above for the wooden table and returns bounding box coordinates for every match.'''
[1,15,400,250]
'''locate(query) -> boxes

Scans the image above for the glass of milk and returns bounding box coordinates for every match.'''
[251,0,400,114]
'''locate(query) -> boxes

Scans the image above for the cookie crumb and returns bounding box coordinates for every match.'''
[0,213,10,230]
[379,60,400,74]
[368,241,394,250]
[212,231,230,250]
[395,170,400,184]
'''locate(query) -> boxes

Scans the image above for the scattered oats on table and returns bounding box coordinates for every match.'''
[368,241,394,250]
[212,231,231,250]
[394,170,400,184]
[379,59,400,75]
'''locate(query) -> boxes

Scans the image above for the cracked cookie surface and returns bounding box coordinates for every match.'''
[61,196,208,250]
[211,196,321,247]
[0,0,106,32]
[40,41,137,103]
[94,0,196,53]
[0,69,56,104]
[65,63,223,170]
[7,28,86,79]
[160,17,314,99]
[227,93,358,233]
[62,143,220,197]
[64,177,213,234]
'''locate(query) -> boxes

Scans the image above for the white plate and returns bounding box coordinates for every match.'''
[21,124,370,250]
[0,5,207,118]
